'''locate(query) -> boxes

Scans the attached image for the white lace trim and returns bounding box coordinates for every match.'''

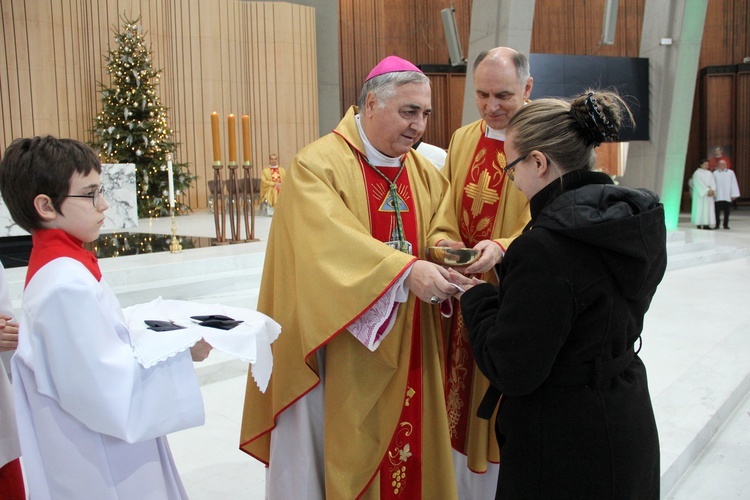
[349,268,411,351]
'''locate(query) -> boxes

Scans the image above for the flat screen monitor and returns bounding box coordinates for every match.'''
[529,53,650,141]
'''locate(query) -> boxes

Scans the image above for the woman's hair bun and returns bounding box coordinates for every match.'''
[569,92,623,147]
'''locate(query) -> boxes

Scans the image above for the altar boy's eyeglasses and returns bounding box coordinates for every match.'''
[64,185,106,207]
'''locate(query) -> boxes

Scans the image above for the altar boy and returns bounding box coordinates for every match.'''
[0,136,212,499]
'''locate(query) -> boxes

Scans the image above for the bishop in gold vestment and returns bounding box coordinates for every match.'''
[241,56,466,499]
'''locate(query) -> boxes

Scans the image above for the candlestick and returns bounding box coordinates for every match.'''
[166,152,182,253]
[227,114,237,164]
[166,153,175,208]
[211,112,221,163]
[241,114,252,164]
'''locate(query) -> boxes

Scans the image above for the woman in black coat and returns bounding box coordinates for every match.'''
[459,90,666,499]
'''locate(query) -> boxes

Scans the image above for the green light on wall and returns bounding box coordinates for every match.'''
[661,186,681,231]
[661,156,688,231]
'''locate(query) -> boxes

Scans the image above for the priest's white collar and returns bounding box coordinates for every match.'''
[484,124,506,141]
[355,114,402,167]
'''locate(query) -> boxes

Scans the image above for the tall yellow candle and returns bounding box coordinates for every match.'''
[210,112,221,162]
[227,114,237,163]
[241,114,252,163]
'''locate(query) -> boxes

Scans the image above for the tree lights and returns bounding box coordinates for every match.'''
[91,15,195,218]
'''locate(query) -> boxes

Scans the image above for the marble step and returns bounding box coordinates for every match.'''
[3,241,267,313]
[665,229,746,271]
[653,317,750,496]
[666,245,747,271]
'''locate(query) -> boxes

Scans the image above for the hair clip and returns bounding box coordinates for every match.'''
[583,93,618,145]
[569,93,618,147]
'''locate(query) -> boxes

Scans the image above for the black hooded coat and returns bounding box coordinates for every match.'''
[461,170,666,499]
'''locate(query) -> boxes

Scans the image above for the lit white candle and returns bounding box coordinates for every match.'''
[166,153,175,208]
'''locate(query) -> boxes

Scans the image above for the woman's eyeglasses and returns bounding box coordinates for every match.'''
[503,154,527,181]
[64,186,106,207]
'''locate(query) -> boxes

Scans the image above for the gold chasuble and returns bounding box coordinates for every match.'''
[240,106,460,499]
[439,119,531,472]
[261,166,286,207]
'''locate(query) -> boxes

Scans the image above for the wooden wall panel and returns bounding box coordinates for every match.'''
[338,0,472,116]
[704,73,736,150]
[423,73,465,150]
[736,68,750,197]
[699,64,749,202]
[700,0,750,68]
[531,0,645,57]
[0,0,318,211]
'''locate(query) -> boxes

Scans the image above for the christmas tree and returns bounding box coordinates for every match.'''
[91,15,195,218]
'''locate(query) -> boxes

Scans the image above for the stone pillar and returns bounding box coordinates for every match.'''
[462,0,536,125]
[621,0,708,229]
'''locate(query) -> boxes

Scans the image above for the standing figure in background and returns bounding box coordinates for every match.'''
[690,159,716,229]
[461,90,664,498]
[713,159,740,229]
[708,145,732,171]
[260,153,286,214]
[240,55,471,499]
[437,46,532,498]
[0,263,25,499]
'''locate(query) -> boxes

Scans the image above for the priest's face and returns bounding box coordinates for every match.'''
[474,54,532,131]
[49,170,110,243]
[363,82,432,158]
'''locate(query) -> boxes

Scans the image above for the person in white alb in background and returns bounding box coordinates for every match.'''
[690,159,716,229]
[713,159,740,229]
[0,262,25,499]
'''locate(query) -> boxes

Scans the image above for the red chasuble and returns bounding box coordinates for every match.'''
[446,132,508,455]
[358,154,424,498]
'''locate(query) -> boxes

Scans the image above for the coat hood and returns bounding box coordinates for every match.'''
[531,171,667,300]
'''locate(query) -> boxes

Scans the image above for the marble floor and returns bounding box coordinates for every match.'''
[7,206,750,498]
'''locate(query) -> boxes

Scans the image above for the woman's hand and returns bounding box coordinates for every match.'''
[448,268,485,300]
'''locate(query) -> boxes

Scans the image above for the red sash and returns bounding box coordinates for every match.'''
[446,131,508,454]
[357,156,423,498]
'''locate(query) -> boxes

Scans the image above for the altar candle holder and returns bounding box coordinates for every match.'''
[212,162,228,245]
[166,153,182,253]
[241,114,257,241]
[226,114,241,242]
[242,161,257,241]
[211,112,228,245]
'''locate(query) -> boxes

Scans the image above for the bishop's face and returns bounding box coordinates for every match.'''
[362,82,432,158]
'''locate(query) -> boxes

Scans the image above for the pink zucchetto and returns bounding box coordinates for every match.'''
[365,55,423,81]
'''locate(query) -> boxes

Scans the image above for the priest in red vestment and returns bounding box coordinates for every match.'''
[438,47,533,498]
[240,56,472,499]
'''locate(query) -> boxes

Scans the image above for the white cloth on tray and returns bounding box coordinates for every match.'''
[123,297,281,392]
